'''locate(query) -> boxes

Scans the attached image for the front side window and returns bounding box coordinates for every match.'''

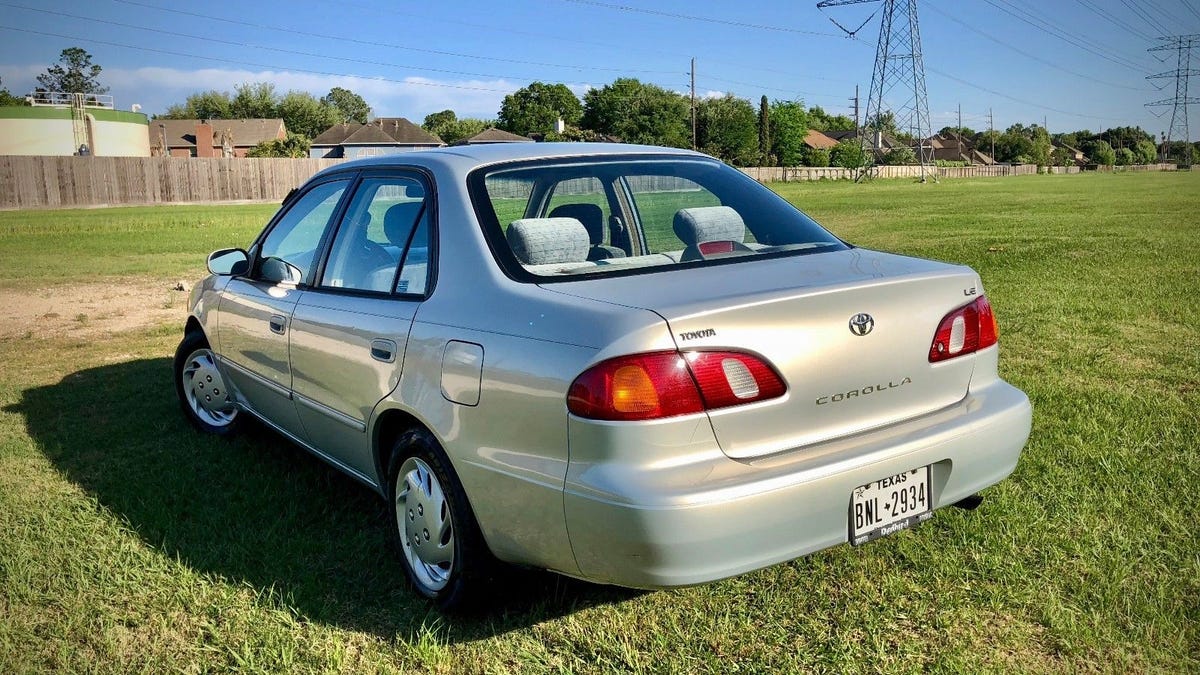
[257,179,349,284]
[470,156,846,280]
[321,176,430,295]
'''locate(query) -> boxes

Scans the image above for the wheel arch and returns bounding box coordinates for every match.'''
[371,406,429,492]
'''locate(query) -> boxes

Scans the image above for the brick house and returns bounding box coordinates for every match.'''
[149,118,287,158]
[309,118,443,158]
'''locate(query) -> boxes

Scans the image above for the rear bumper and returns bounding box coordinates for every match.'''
[563,378,1031,588]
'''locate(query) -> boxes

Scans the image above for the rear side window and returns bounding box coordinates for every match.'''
[321,177,429,295]
[470,156,845,280]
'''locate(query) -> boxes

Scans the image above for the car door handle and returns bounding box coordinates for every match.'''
[370,338,397,363]
[269,314,287,335]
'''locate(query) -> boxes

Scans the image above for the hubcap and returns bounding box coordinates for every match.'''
[182,348,237,427]
[395,457,455,592]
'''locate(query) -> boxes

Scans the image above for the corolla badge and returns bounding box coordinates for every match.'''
[848,313,874,336]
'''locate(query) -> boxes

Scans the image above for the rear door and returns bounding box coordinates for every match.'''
[217,177,351,439]
[288,173,432,482]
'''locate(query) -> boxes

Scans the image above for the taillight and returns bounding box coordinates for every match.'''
[567,350,786,421]
[929,296,999,363]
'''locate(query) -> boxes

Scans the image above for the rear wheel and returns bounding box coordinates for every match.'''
[387,428,493,611]
[174,331,240,435]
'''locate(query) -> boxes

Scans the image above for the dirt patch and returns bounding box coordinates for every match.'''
[0,279,192,341]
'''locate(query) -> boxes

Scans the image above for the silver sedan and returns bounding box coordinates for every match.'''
[175,143,1032,610]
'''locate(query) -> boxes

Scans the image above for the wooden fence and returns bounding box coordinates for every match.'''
[0,156,346,209]
[0,156,1182,210]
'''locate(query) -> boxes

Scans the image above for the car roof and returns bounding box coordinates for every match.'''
[313,142,713,179]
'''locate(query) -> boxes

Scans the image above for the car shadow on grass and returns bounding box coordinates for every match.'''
[7,357,643,640]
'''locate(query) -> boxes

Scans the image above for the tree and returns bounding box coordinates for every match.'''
[423,110,458,136]
[1134,139,1158,164]
[246,132,311,158]
[581,78,689,147]
[0,77,25,106]
[805,148,831,167]
[1088,140,1116,166]
[422,110,492,144]
[882,146,917,165]
[1114,147,1135,166]
[322,87,370,124]
[498,82,582,137]
[696,94,758,165]
[36,47,107,95]
[758,96,770,165]
[831,139,869,169]
[277,90,341,139]
[159,90,233,120]
[768,100,809,167]
[809,105,855,132]
[230,82,279,119]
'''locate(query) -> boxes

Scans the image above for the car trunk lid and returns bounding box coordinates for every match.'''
[547,248,983,458]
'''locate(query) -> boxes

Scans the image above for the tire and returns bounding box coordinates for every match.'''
[174,330,240,436]
[387,428,494,611]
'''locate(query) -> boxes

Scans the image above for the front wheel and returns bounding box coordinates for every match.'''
[387,429,494,611]
[174,331,240,435]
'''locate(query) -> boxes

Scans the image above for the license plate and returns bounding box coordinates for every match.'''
[849,466,933,545]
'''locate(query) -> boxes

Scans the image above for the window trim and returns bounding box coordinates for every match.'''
[307,167,439,301]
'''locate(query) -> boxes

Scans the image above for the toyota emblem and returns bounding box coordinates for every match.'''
[849,313,874,336]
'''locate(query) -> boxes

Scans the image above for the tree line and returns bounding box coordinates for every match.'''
[5,47,1198,166]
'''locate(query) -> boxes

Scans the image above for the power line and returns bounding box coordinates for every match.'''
[981,0,1154,74]
[0,25,517,94]
[1182,0,1200,23]
[558,0,844,37]
[1,3,555,83]
[927,0,1152,91]
[923,63,1119,122]
[1118,0,1171,35]
[109,0,673,76]
[1071,0,1155,42]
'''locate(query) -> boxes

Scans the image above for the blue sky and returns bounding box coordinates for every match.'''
[1,0,1197,136]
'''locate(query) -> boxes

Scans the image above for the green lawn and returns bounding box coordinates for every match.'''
[1,172,1198,673]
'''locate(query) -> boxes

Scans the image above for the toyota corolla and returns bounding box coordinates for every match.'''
[175,143,1032,610]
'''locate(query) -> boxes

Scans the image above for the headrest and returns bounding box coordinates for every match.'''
[507,218,590,265]
[673,206,745,246]
[383,201,422,246]
[548,203,604,245]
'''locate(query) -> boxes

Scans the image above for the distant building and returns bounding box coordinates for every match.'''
[0,92,149,157]
[455,128,533,145]
[928,131,995,165]
[150,118,286,158]
[309,118,443,158]
[822,129,903,152]
[802,129,839,151]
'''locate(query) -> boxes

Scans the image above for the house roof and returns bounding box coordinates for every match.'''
[311,123,359,145]
[820,129,901,151]
[149,118,285,148]
[456,128,533,145]
[803,129,838,150]
[311,118,443,147]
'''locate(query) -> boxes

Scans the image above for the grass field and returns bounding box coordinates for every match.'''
[1,172,1198,673]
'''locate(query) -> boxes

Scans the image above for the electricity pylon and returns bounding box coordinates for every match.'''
[818,0,934,181]
[1147,35,1200,169]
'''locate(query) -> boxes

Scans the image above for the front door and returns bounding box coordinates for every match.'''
[217,178,352,439]
[289,174,433,483]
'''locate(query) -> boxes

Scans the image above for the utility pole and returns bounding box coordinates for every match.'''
[988,108,995,162]
[817,0,935,181]
[851,85,860,135]
[1146,34,1199,169]
[957,102,962,132]
[690,57,697,151]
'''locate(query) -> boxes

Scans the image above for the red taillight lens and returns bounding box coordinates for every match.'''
[929,295,999,363]
[567,350,786,421]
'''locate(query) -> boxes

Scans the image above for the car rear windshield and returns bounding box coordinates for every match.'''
[469,156,847,281]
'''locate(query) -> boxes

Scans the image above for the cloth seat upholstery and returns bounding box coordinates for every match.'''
[507,218,591,265]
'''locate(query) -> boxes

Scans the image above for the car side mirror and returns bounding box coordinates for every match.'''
[207,248,249,276]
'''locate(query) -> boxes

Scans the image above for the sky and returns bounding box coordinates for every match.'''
[1,0,1197,137]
